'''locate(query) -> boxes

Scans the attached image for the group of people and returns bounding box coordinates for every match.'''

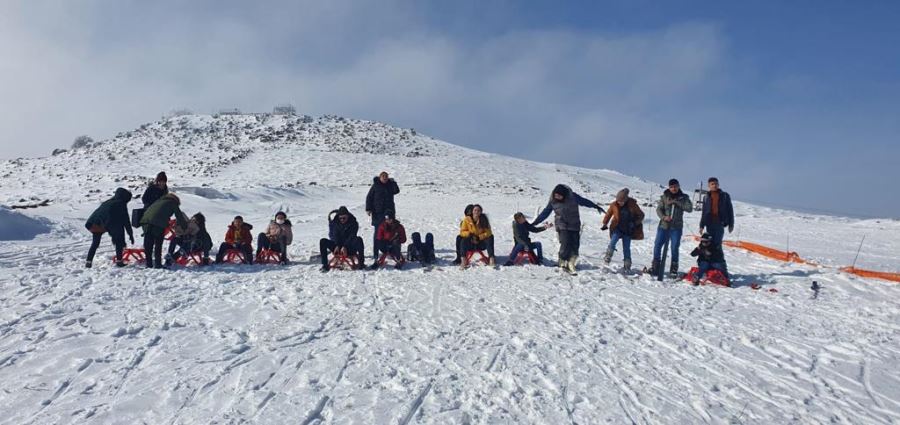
[84,171,735,280]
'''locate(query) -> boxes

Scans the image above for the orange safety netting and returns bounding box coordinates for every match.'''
[840,267,900,283]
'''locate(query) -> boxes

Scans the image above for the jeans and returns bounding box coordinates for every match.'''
[558,230,581,260]
[320,237,365,267]
[696,260,729,279]
[652,226,682,264]
[607,230,632,261]
[461,235,495,258]
[509,242,543,261]
[168,236,210,260]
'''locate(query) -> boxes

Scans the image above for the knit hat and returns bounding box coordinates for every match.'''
[156,171,168,182]
[668,178,679,187]
[384,210,395,220]
[615,188,629,203]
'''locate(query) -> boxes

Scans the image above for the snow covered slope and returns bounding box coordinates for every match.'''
[1,114,898,424]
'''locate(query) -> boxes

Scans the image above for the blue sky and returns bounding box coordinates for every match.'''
[1,1,898,218]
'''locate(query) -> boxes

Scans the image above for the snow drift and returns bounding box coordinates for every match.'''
[0,207,51,241]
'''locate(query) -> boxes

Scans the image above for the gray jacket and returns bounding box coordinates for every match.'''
[656,190,693,229]
[533,185,602,232]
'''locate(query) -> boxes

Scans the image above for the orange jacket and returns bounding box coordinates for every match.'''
[602,198,645,240]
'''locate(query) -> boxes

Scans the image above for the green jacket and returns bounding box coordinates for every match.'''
[140,194,186,233]
[656,190,693,229]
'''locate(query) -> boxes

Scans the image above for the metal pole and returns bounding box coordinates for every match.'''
[851,235,866,269]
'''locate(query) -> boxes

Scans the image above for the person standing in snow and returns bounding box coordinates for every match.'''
[650,179,693,277]
[141,172,169,207]
[532,184,605,274]
[698,177,734,248]
[601,188,645,271]
[365,171,400,260]
[320,206,366,272]
[215,216,254,265]
[452,204,474,265]
[139,193,187,268]
[84,188,135,268]
[256,211,293,264]
[459,204,496,267]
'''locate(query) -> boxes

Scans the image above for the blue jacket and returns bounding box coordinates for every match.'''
[699,190,734,228]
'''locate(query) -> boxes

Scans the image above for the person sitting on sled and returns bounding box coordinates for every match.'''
[165,212,213,266]
[371,210,407,270]
[407,231,435,265]
[690,233,728,284]
[504,212,551,266]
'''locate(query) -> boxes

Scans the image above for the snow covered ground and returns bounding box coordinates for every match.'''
[1,114,898,424]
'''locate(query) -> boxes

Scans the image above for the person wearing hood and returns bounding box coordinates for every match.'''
[164,212,213,266]
[650,179,694,276]
[601,188,645,271]
[371,210,407,270]
[532,184,605,274]
[139,192,187,269]
[365,171,400,259]
[452,204,475,265]
[84,187,135,268]
[141,172,169,207]
[690,233,728,284]
[319,206,366,272]
[257,211,293,264]
[215,216,254,264]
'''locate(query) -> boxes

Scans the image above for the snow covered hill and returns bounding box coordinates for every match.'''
[1,114,898,424]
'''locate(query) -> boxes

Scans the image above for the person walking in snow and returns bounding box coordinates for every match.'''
[215,216,254,264]
[84,188,135,268]
[256,211,293,264]
[165,212,213,266]
[650,179,693,277]
[532,184,605,274]
[601,188,645,271]
[141,172,169,207]
[371,210,407,270]
[365,171,400,260]
[139,193,187,269]
[698,177,734,248]
[690,233,728,284]
[504,212,551,266]
[320,206,366,272]
[459,204,496,267]
[452,204,474,265]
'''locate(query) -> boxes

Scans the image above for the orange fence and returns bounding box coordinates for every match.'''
[690,235,898,283]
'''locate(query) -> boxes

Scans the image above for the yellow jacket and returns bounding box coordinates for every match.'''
[459,216,493,241]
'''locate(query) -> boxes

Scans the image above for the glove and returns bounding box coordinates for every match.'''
[601,225,608,231]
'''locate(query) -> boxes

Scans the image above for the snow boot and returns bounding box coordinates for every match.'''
[488,257,496,266]
[558,256,566,272]
[566,256,579,274]
[623,259,632,272]
[85,260,92,269]
[115,261,126,268]
[603,249,613,264]
[669,261,679,277]
[647,259,660,275]
[320,265,330,273]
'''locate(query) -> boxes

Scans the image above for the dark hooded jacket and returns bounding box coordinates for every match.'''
[533,184,602,232]
[512,221,546,248]
[86,188,134,239]
[691,242,726,263]
[329,207,360,247]
[141,182,169,207]
[365,177,399,223]
[140,193,186,232]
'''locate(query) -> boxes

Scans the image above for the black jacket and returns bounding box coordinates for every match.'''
[141,183,169,207]
[329,211,360,248]
[365,177,399,220]
[700,190,734,228]
[513,221,546,248]
[86,188,134,239]
[691,244,725,263]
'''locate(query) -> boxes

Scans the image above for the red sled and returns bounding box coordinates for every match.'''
[162,219,177,241]
[377,252,405,267]
[256,248,283,265]
[115,247,146,264]
[464,250,491,266]
[683,267,731,287]
[328,253,360,270]
[221,249,249,264]
[513,250,539,265]
[175,251,207,267]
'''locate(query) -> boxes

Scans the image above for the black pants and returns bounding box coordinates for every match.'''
[87,231,126,263]
[408,232,435,263]
[558,230,581,261]
[143,226,165,268]
[215,243,253,264]
[168,236,210,260]
[320,237,365,267]
[461,235,495,258]
[453,235,464,262]
[257,233,288,261]
[375,239,403,260]
[371,216,385,260]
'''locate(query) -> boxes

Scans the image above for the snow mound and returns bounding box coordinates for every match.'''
[0,207,51,240]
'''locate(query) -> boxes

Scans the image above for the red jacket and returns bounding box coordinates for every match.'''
[376,221,407,244]
[224,223,254,247]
